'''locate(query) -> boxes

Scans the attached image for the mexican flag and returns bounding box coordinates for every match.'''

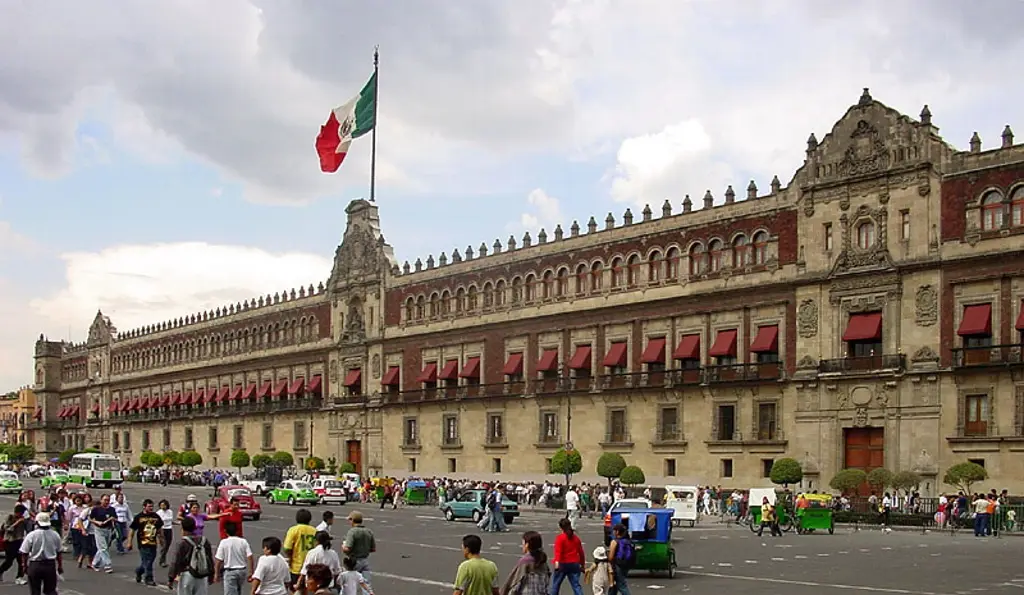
[316,72,377,173]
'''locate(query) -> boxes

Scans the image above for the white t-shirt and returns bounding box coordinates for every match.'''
[315,520,331,534]
[565,490,579,511]
[252,554,291,595]
[339,570,371,595]
[974,498,990,514]
[156,509,175,530]
[215,536,252,570]
[300,545,341,578]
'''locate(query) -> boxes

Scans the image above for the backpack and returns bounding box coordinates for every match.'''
[185,537,212,578]
[614,537,636,569]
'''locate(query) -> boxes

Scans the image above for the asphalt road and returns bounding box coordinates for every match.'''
[2,481,1023,595]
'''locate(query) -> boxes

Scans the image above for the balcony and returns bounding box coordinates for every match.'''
[534,433,562,449]
[952,344,1023,369]
[600,431,633,447]
[484,434,508,449]
[107,397,324,423]
[818,353,905,375]
[705,362,782,384]
[400,438,420,452]
[441,436,462,450]
[652,425,686,446]
[670,367,704,386]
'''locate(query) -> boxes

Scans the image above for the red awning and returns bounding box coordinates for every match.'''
[108,401,119,413]
[750,325,780,353]
[241,384,256,400]
[709,329,738,357]
[256,382,272,399]
[271,380,288,397]
[1017,303,1024,331]
[460,357,481,379]
[842,313,883,342]
[673,334,700,360]
[70,406,80,417]
[306,375,322,394]
[382,366,401,386]
[169,392,182,406]
[640,338,666,364]
[185,390,199,405]
[90,403,100,415]
[229,385,243,401]
[958,303,992,337]
[215,386,230,402]
[438,360,459,380]
[343,369,362,387]
[287,378,305,395]
[417,362,438,383]
[568,345,592,370]
[144,396,156,409]
[130,399,141,411]
[159,394,170,407]
[536,349,559,372]
[57,407,67,418]
[602,342,628,367]
[503,353,524,376]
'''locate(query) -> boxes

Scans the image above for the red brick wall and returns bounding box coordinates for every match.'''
[939,255,1024,366]
[940,163,1024,242]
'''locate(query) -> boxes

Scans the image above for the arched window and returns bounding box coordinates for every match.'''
[556,268,569,297]
[525,274,537,301]
[648,250,663,283]
[665,247,680,280]
[510,278,522,304]
[752,231,768,265]
[732,235,749,268]
[429,292,440,317]
[454,288,465,313]
[981,191,1004,231]
[495,280,506,306]
[856,221,876,249]
[467,286,478,310]
[626,254,640,287]
[440,290,451,315]
[542,271,554,299]
[610,257,624,288]
[1011,187,1024,227]
[590,262,604,292]
[689,243,706,275]
[708,239,724,272]
[482,282,493,308]
[415,296,425,319]
[575,264,588,294]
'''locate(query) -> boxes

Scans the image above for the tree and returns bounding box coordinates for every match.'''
[943,461,988,495]
[596,453,627,487]
[82,447,100,454]
[619,465,646,486]
[769,458,804,487]
[305,456,325,471]
[179,451,203,468]
[271,451,294,468]
[140,451,161,467]
[161,450,181,467]
[251,454,271,469]
[867,468,893,492]
[339,462,356,474]
[828,468,867,495]
[57,449,78,465]
[230,450,250,474]
[6,444,35,463]
[327,457,338,475]
[891,470,922,494]
[549,448,583,485]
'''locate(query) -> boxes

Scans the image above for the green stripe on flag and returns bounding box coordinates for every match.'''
[352,72,376,138]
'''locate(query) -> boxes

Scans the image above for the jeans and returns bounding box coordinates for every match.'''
[489,509,507,532]
[26,559,58,595]
[92,527,113,569]
[974,513,990,536]
[159,528,173,565]
[477,508,493,531]
[353,557,371,585]
[115,522,128,553]
[550,562,583,595]
[135,546,157,582]
[609,566,630,595]
[0,540,24,579]
[222,567,247,595]
[566,509,580,530]
[177,572,209,595]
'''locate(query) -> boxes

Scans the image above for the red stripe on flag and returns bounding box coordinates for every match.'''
[316,112,350,173]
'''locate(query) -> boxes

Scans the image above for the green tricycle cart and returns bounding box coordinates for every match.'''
[747,487,794,533]
[609,508,677,578]
[404,480,429,505]
[794,493,835,534]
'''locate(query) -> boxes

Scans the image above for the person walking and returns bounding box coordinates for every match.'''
[499,530,549,595]
[112,491,133,555]
[167,516,214,595]
[551,518,585,595]
[250,536,290,595]
[124,498,162,586]
[341,511,375,585]
[607,524,633,595]
[88,494,117,573]
[283,509,317,592]
[298,532,341,589]
[0,504,29,584]
[454,534,499,595]
[564,487,580,531]
[213,521,252,595]
[18,512,62,595]
[156,499,175,567]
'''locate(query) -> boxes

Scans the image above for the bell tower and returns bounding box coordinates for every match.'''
[32,335,64,456]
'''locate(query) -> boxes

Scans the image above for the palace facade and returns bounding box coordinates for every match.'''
[28,89,1024,492]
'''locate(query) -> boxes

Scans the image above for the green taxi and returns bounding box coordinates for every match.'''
[267,480,318,506]
[40,469,71,489]
[0,471,23,494]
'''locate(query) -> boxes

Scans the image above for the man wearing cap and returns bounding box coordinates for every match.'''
[341,511,375,584]
[177,494,199,522]
[19,512,62,595]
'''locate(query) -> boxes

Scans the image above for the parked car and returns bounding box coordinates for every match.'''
[0,471,23,494]
[267,480,318,506]
[310,478,346,505]
[61,483,90,498]
[441,489,519,525]
[207,485,262,520]
[240,466,284,495]
[40,469,70,489]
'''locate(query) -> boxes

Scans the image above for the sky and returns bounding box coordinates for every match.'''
[0,0,1022,389]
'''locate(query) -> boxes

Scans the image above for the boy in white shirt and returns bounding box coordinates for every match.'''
[250,536,291,595]
[214,522,252,595]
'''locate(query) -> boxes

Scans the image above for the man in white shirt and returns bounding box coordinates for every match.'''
[315,511,334,534]
[565,487,580,530]
[214,521,252,595]
[20,512,63,595]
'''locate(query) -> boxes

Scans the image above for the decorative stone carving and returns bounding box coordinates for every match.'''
[854,407,869,427]
[329,200,394,285]
[329,360,338,384]
[797,300,819,338]
[839,120,890,176]
[911,346,939,363]
[912,449,937,475]
[87,311,115,347]
[836,389,850,409]
[874,386,890,408]
[372,354,381,379]
[914,285,938,327]
[801,451,820,475]
[797,355,817,369]
[850,386,873,407]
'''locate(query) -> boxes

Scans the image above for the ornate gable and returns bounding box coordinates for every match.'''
[86,310,115,347]
[328,199,397,291]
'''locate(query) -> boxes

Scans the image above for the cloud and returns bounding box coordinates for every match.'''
[517,188,564,233]
[30,243,332,335]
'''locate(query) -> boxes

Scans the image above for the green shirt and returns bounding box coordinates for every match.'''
[342,526,375,559]
[454,556,498,595]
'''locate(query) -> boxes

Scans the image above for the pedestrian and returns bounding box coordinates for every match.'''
[124,498,162,586]
[88,493,117,572]
[213,521,252,595]
[215,498,245,540]
[250,536,290,595]
[338,556,374,595]
[564,486,580,531]
[454,534,499,595]
[112,491,132,555]
[607,524,634,595]
[303,563,338,595]
[584,547,612,595]
[0,504,29,584]
[551,517,585,594]
[156,499,175,567]
[167,516,214,595]
[756,497,781,538]
[315,510,334,535]
[341,511,376,585]
[973,493,990,537]
[283,509,317,592]
[299,531,341,588]
[499,530,549,595]
[18,512,62,595]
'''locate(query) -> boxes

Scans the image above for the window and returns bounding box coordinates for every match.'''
[721,459,734,478]
[487,413,504,444]
[665,247,680,280]
[542,271,553,299]
[732,235,749,267]
[208,426,218,450]
[524,274,536,302]
[408,458,417,472]
[689,244,706,275]
[664,459,677,477]
[590,262,603,291]
[510,278,522,303]
[626,255,640,287]
[556,268,569,297]
[142,430,150,451]
[184,427,193,450]
[607,409,628,443]
[540,411,559,443]
[610,258,624,288]
[648,250,662,282]
[443,414,459,446]
[752,231,768,265]
[112,433,120,451]
[856,221,876,249]
[233,425,243,449]
[900,210,911,240]
[467,286,478,310]
[575,265,588,294]
[968,458,985,469]
[404,418,418,446]
[163,428,171,449]
[757,402,778,440]
[708,239,724,272]
[762,459,774,478]
[448,458,457,473]
[1012,187,1024,227]
[293,421,307,450]
[261,423,273,449]
[824,223,833,251]
[716,404,736,441]
[965,394,988,437]
[659,407,679,441]
[981,191,1003,231]
[844,312,883,358]
[492,458,502,473]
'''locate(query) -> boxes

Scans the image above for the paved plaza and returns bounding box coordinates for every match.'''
[2,482,1022,595]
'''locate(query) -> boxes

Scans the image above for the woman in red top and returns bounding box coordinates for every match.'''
[551,517,585,595]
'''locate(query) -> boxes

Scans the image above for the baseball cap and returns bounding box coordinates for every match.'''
[593,546,607,561]
[35,512,51,527]
[186,494,198,501]
[347,511,363,523]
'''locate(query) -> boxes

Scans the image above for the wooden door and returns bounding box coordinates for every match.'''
[346,440,362,475]
[843,427,884,495]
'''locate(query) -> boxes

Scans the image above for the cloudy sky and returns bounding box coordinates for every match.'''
[0,0,1021,388]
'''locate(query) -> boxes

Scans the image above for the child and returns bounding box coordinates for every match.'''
[584,546,612,595]
[338,556,374,595]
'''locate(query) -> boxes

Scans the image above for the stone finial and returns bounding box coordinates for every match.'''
[308,284,315,295]
[662,199,672,218]
[451,249,462,263]
[402,261,411,274]
[771,175,781,194]
[465,245,474,259]
[806,133,818,154]
[970,131,982,153]
[605,212,615,230]
[858,87,872,106]
[537,229,547,244]
[623,208,633,225]
[553,225,563,241]
[426,255,435,269]
[920,105,932,126]
[438,252,447,266]
[317,282,324,293]
[570,221,580,237]
[1002,125,1014,148]
[391,264,400,276]
[703,190,713,209]
[288,288,296,300]
[298,286,306,298]
[479,242,488,257]
[216,306,222,316]
[682,194,692,213]
[587,217,597,233]
[642,204,652,222]
[493,238,502,254]
[724,185,735,205]
[747,180,758,200]
[414,258,423,271]
[521,232,532,248]
[507,235,517,250]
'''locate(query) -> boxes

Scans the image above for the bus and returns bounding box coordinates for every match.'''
[69,453,123,488]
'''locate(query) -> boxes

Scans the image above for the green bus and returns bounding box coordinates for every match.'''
[69,453,123,488]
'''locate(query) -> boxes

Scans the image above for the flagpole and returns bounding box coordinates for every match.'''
[369,46,379,202]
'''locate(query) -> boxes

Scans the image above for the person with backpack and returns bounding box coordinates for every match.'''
[606,524,634,595]
[167,515,214,595]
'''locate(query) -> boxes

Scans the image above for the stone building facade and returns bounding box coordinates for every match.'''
[33,89,1024,492]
